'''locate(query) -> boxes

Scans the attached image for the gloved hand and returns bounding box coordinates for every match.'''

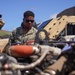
[26,40,34,45]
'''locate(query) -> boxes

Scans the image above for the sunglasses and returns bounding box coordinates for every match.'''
[26,19,34,23]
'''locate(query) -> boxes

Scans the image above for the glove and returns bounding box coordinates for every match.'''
[26,40,34,45]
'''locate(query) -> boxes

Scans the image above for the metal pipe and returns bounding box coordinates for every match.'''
[8,49,49,70]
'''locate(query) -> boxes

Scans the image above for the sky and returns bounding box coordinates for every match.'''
[0,0,75,31]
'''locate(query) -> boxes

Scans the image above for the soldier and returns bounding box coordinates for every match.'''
[10,10,37,45]
[0,14,5,29]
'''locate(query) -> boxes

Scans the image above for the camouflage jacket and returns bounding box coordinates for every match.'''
[10,26,37,44]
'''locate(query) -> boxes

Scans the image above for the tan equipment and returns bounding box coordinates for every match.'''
[43,16,75,40]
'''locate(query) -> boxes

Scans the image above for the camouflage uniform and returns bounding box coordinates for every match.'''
[10,26,37,44]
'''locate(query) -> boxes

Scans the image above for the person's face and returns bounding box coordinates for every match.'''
[23,16,34,29]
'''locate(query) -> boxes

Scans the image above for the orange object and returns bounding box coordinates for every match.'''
[11,45,34,57]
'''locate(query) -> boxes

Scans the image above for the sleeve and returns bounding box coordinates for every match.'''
[10,30,16,44]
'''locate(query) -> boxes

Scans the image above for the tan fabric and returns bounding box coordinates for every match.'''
[0,38,9,53]
[69,71,75,75]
